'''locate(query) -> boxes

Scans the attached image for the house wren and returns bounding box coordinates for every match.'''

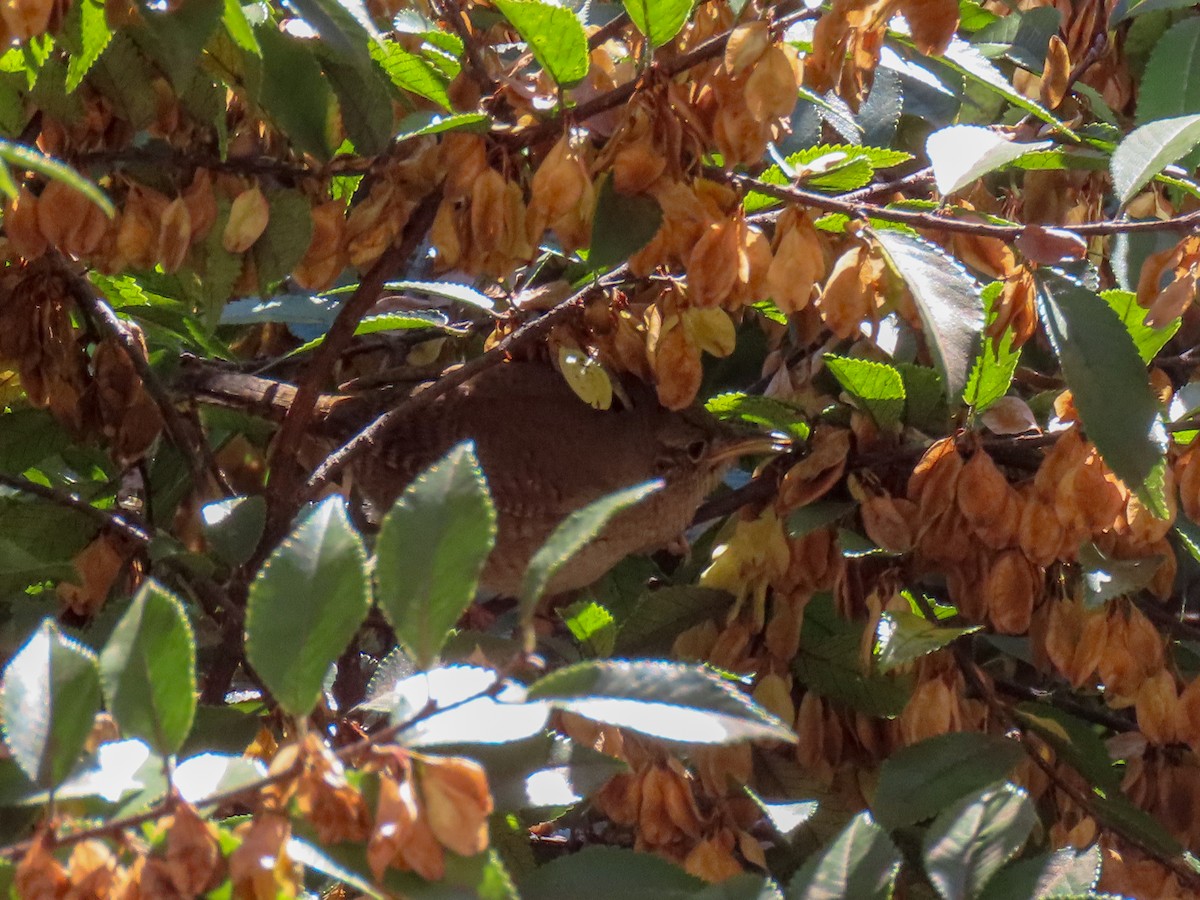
[185,361,776,594]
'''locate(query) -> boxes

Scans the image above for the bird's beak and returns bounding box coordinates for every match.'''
[707,433,791,465]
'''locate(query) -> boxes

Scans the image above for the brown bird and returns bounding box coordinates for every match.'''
[184,360,779,595]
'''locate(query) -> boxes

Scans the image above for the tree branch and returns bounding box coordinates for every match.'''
[261,191,441,542]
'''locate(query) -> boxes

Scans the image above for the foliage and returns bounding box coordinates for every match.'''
[4,0,1200,897]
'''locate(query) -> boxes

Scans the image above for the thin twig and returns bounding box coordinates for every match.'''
[435,0,497,95]
[302,266,627,500]
[59,258,231,494]
[588,11,631,50]
[729,172,1200,238]
[262,192,442,540]
[0,473,152,544]
[0,674,504,862]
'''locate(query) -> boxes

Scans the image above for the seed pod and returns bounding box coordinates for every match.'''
[222,186,270,253]
[651,320,703,410]
[744,44,800,123]
[984,550,1040,635]
[156,197,192,272]
[688,219,740,307]
[6,187,47,259]
[1136,670,1178,746]
[957,450,1011,529]
[724,21,770,75]
[1039,34,1071,110]
[860,493,916,553]
[767,211,825,313]
[419,755,492,858]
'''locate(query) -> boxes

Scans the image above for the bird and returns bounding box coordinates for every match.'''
[182,359,780,595]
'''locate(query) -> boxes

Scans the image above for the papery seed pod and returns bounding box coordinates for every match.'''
[754,673,795,726]
[15,832,69,899]
[1019,497,1066,567]
[439,134,488,202]
[37,180,110,259]
[165,803,224,896]
[685,306,736,357]
[293,199,348,291]
[953,230,1016,279]
[728,222,772,309]
[766,211,825,313]
[469,168,509,255]
[1136,670,1178,746]
[724,21,770,75]
[1175,676,1200,752]
[6,186,47,259]
[66,840,120,898]
[1015,225,1087,265]
[860,493,916,553]
[613,138,668,196]
[652,320,703,410]
[688,219,740,307]
[637,766,679,846]
[419,756,492,857]
[957,450,1012,529]
[222,186,270,253]
[795,691,832,779]
[684,833,744,883]
[528,135,590,238]
[899,675,956,745]
[901,0,959,57]
[157,197,192,272]
[1,0,53,41]
[183,169,218,242]
[429,197,464,271]
[593,773,642,826]
[984,550,1040,635]
[914,439,964,521]
[228,814,299,898]
[1145,270,1198,329]
[744,45,801,124]
[1039,35,1071,110]
[1178,445,1200,524]
[659,762,704,838]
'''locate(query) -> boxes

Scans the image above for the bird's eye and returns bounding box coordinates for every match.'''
[686,439,707,462]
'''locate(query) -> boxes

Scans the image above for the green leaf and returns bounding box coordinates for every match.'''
[89,35,157,129]
[371,38,452,109]
[287,0,379,64]
[323,56,394,155]
[98,581,196,755]
[560,599,616,657]
[1135,17,1200,179]
[794,595,911,718]
[786,502,855,539]
[939,38,1074,137]
[519,480,663,625]
[622,0,695,47]
[978,845,1101,900]
[380,279,496,313]
[1090,792,1183,858]
[872,732,1025,830]
[394,110,489,141]
[245,496,370,717]
[200,495,267,568]
[1113,0,1198,21]
[589,175,663,273]
[289,838,386,900]
[705,393,809,442]
[874,609,980,673]
[288,311,451,356]
[1112,113,1200,206]
[873,229,984,401]
[0,139,113,218]
[493,0,589,87]
[222,0,260,56]
[375,442,497,669]
[965,282,1020,411]
[526,659,795,744]
[787,812,902,900]
[1077,542,1161,608]
[823,355,906,429]
[257,24,334,161]
[922,783,1037,900]
[897,363,949,431]
[1013,703,1120,791]
[972,6,1061,70]
[926,125,1052,195]
[133,0,224,90]
[64,0,111,92]
[520,847,704,900]
[1100,288,1180,363]
[1,620,102,788]
[1035,269,1168,516]
[252,188,315,289]
[614,586,734,656]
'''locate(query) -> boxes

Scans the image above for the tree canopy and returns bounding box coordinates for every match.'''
[3,0,1200,897]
